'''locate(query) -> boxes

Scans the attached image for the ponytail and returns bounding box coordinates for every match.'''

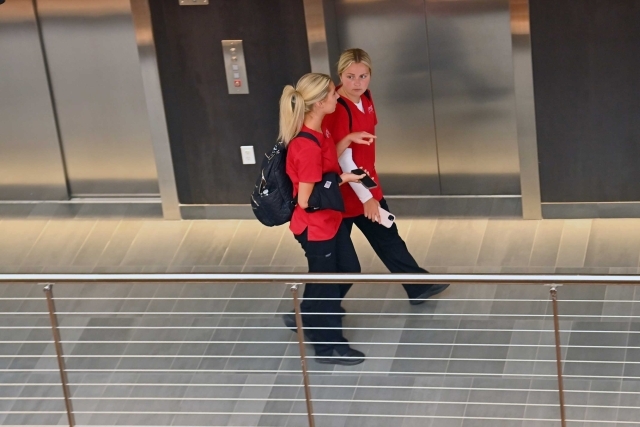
[278,85,305,145]
[278,73,332,146]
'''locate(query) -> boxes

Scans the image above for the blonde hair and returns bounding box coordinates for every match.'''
[278,73,332,145]
[337,48,373,76]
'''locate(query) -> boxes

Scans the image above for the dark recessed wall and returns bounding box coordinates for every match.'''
[530,0,640,203]
[149,0,311,204]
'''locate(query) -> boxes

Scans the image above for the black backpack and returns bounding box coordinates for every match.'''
[251,131,320,226]
[336,89,372,132]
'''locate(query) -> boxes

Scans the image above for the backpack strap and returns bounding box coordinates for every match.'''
[336,97,353,132]
[296,131,320,146]
[336,90,371,132]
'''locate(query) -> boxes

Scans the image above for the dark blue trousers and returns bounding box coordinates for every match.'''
[294,221,360,356]
[342,198,429,299]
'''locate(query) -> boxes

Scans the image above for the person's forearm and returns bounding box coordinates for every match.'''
[335,135,352,157]
[338,149,373,202]
[297,182,314,209]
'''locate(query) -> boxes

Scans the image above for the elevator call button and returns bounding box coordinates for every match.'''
[222,40,249,94]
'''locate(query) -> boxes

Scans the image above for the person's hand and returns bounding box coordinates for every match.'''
[340,172,366,184]
[363,198,380,223]
[349,131,376,145]
[359,166,371,176]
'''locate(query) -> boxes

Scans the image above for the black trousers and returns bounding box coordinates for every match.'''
[294,221,360,356]
[342,198,429,299]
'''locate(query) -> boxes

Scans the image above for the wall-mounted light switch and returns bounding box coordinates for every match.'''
[240,146,256,165]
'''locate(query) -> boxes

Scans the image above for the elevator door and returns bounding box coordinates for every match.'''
[330,0,520,196]
[37,0,160,197]
[0,0,68,200]
[332,0,441,195]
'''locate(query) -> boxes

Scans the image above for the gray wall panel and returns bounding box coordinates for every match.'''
[37,0,159,197]
[0,0,68,200]
[333,0,441,195]
[531,0,640,204]
[426,0,520,195]
[147,0,311,205]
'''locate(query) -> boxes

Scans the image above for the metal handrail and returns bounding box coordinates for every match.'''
[0,272,639,284]
[2,272,639,427]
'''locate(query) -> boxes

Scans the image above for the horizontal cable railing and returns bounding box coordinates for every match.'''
[1,273,640,427]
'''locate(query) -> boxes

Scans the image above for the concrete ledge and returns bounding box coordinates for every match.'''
[542,202,640,219]
[0,199,162,219]
[386,196,522,218]
[180,196,523,220]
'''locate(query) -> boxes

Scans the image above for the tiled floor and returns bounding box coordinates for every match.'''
[2,208,640,426]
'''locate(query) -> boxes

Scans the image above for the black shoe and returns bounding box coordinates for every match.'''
[283,312,298,332]
[409,284,450,305]
[283,313,318,341]
[282,312,322,341]
[315,348,365,366]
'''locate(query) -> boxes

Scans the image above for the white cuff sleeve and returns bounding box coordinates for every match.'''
[338,148,373,204]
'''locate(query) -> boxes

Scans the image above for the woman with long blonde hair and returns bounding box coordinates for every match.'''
[280,72,373,365]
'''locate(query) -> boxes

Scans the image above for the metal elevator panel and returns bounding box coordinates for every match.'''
[426,0,520,195]
[36,0,159,197]
[0,0,68,200]
[221,40,250,95]
[332,0,441,195]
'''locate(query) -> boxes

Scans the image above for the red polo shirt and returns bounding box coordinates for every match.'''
[286,125,343,241]
[324,89,383,217]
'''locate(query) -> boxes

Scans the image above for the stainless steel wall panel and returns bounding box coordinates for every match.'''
[36,0,159,197]
[130,0,180,219]
[303,0,332,76]
[510,0,541,218]
[333,0,441,195]
[426,0,520,195]
[0,0,68,200]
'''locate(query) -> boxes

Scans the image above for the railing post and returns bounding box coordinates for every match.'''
[549,285,567,427]
[289,283,315,427]
[43,284,75,427]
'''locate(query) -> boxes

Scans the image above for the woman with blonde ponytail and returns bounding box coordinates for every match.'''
[280,73,374,366]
